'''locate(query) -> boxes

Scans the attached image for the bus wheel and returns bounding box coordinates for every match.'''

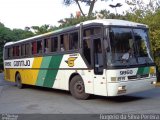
[16,73,23,89]
[70,75,90,100]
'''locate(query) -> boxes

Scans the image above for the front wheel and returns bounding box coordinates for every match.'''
[15,73,23,89]
[70,75,90,100]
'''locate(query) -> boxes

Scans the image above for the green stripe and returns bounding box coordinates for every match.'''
[137,67,149,75]
[142,67,150,74]
[36,56,52,86]
[43,55,63,88]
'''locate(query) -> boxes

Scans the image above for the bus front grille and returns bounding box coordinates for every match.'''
[128,74,149,80]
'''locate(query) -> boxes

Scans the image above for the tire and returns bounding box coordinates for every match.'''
[70,75,90,100]
[15,73,23,89]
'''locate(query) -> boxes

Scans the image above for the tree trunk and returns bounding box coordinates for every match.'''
[75,0,86,17]
[88,0,96,17]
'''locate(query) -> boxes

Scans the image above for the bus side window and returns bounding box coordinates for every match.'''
[69,32,78,50]
[83,27,101,37]
[51,37,58,52]
[60,34,69,51]
[37,40,42,54]
[31,40,42,55]
[21,44,25,56]
[8,47,13,58]
[13,46,20,57]
[25,43,30,56]
[32,41,37,55]
[16,46,20,57]
[4,48,8,59]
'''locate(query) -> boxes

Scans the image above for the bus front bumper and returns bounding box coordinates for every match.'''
[107,78,157,96]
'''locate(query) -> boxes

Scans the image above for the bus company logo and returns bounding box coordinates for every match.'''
[65,57,77,67]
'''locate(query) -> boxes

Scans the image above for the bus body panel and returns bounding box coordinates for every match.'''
[4,53,96,92]
[4,53,157,97]
[107,78,156,96]
[106,67,157,96]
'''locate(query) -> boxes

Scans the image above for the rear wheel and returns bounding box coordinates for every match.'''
[15,73,23,89]
[70,75,90,100]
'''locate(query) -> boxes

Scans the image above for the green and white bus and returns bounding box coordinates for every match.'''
[3,19,157,99]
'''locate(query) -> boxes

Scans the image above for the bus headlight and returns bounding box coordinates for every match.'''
[151,81,156,85]
[111,77,117,82]
[150,73,156,78]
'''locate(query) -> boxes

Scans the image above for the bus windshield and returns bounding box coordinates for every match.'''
[106,27,154,67]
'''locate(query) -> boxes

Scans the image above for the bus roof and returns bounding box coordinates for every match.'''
[4,19,148,47]
[80,19,148,27]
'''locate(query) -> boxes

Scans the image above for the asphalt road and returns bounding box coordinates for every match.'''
[0,73,160,115]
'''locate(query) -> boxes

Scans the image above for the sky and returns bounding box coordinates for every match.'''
[0,0,129,29]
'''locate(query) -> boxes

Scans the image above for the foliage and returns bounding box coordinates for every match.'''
[63,0,110,17]
[12,29,34,41]
[31,24,52,35]
[0,23,14,70]
[125,0,160,12]
[124,8,160,76]
[0,23,34,70]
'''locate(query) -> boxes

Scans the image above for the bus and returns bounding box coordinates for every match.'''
[3,19,157,100]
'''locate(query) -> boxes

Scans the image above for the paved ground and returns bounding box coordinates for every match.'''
[0,73,160,115]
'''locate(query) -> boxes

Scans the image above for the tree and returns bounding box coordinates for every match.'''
[31,24,52,35]
[125,0,160,12]
[63,0,110,17]
[0,23,34,70]
[12,29,34,41]
[0,23,14,69]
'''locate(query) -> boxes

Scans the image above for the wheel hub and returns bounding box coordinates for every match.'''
[75,81,84,93]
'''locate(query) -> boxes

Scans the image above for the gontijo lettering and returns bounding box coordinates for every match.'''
[14,60,30,66]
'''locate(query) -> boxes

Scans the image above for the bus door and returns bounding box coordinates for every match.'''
[92,37,107,96]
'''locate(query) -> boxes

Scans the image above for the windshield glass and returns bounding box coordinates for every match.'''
[106,27,153,67]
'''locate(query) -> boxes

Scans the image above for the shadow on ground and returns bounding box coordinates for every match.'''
[23,84,146,103]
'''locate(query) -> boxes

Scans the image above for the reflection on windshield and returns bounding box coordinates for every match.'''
[106,27,153,67]
[133,29,153,64]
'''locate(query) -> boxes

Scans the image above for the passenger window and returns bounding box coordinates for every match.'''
[13,46,19,57]
[60,34,69,51]
[44,38,50,53]
[44,37,58,53]
[32,41,37,55]
[69,32,78,50]
[8,48,13,58]
[37,40,42,54]
[25,43,30,56]
[32,40,42,55]
[21,44,25,56]
[83,27,102,37]
[51,37,58,52]
[5,48,8,59]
